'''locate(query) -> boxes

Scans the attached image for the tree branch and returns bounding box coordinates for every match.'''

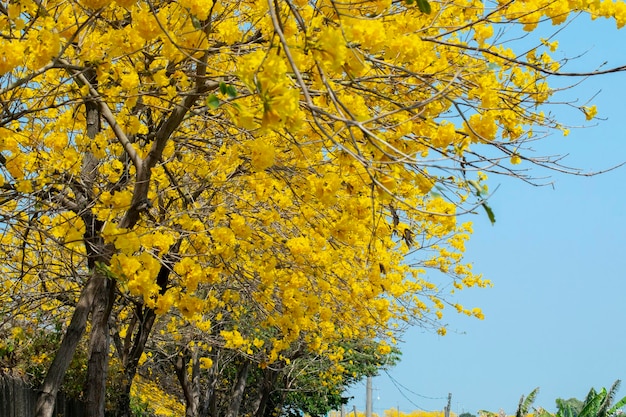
[58,59,142,169]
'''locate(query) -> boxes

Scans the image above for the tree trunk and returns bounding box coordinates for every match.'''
[36,66,107,417]
[253,368,280,417]
[115,307,156,417]
[225,360,251,417]
[80,67,110,417]
[83,277,115,417]
[199,348,220,417]
[35,272,104,417]
[174,348,201,417]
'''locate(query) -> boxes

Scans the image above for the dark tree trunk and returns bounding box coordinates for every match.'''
[225,360,251,417]
[200,351,219,417]
[253,368,280,417]
[80,68,111,417]
[114,307,156,417]
[83,277,115,417]
[174,348,202,417]
[35,273,104,417]
[202,355,219,417]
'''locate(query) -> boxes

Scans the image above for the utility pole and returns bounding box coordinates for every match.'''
[444,393,452,417]
[366,376,373,417]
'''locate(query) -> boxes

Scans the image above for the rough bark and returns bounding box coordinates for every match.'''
[34,272,104,417]
[225,360,251,417]
[199,348,220,417]
[81,68,113,417]
[83,277,115,417]
[174,348,201,417]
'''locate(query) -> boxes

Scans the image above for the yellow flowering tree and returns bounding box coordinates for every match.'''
[0,0,624,416]
[134,288,400,416]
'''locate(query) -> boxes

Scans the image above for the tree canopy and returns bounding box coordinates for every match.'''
[0,0,624,416]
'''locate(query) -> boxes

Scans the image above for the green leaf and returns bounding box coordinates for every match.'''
[467,180,482,196]
[482,202,496,225]
[405,0,415,4]
[191,16,202,29]
[416,0,431,14]
[609,394,626,416]
[225,84,238,98]
[219,82,228,95]
[468,179,495,225]
[95,261,117,280]
[430,185,444,199]
[517,388,540,417]
[580,389,605,417]
[206,94,220,110]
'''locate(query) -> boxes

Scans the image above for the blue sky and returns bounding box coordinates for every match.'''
[348,12,626,416]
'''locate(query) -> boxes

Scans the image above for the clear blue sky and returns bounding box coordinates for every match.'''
[348,12,626,416]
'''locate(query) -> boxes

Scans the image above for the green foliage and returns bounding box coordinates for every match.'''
[505,381,626,417]
[341,340,401,378]
[576,381,626,417]
[517,387,540,417]
[279,340,401,417]
[129,396,154,417]
[219,82,238,98]
[405,0,431,14]
[206,94,220,109]
[557,397,585,417]
[0,318,87,399]
[282,391,347,417]
[468,180,496,225]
